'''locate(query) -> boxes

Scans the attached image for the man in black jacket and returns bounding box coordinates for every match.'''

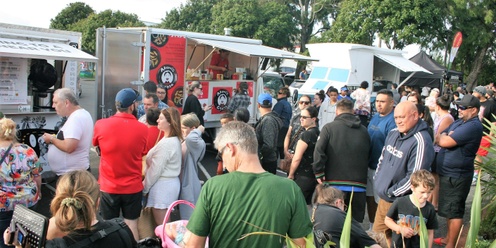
[255,93,282,174]
[312,99,371,223]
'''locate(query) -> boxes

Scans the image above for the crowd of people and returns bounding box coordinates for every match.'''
[0,79,492,248]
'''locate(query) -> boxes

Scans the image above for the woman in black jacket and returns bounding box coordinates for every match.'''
[182,81,211,126]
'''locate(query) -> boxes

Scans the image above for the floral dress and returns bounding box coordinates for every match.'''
[350,88,371,116]
[0,143,41,211]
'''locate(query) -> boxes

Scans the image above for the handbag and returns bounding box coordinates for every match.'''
[138,207,157,240]
[278,127,304,172]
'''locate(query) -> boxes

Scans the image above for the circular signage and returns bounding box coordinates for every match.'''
[151,34,168,47]
[213,89,230,112]
[149,47,161,70]
[156,64,178,89]
[172,87,184,108]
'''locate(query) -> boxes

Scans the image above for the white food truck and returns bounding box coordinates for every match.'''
[292,43,430,99]
[0,23,97,170]
[96,27,316,140]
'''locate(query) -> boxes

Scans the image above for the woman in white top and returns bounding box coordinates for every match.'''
[350,81,371,126]
[431,94,454,210]
[143,108,183,225]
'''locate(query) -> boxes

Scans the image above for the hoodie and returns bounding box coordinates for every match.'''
[255,111,283,162]
[312,113,370,188]
[374,119,434,203]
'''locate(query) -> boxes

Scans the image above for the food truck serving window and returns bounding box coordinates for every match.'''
[190,38,316,61]
[0,37,97,62]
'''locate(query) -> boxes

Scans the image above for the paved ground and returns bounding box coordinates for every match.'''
[35,79,475,247]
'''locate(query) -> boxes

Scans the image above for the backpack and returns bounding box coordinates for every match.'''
[48,219,134,248]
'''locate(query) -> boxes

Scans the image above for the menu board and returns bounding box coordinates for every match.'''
[0,57,28,104]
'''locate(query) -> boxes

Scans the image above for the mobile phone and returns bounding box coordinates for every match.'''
[16,223,28,247]
[7,221,16,245]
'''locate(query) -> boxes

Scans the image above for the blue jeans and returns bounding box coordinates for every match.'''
[0,211,14,248]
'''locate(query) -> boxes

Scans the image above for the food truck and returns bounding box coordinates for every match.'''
[0,23,97,169]
[95,27,315,139]
[294,43,431,99]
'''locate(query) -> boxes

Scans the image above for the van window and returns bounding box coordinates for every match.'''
[327,68,350,83]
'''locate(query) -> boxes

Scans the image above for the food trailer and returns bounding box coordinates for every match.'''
[0,23,97,169]
[96,27,315,139]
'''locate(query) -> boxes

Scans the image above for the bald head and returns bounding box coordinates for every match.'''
[394,101,419,134]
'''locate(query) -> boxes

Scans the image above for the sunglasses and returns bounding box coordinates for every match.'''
[457,105,473,110]
[299,101,310,105]
[300,115,312,119]
[278,92,284,94]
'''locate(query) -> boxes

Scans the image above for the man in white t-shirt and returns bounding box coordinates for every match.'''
[42,88,94,175]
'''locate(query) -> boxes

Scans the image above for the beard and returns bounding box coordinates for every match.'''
[132,106,138,119]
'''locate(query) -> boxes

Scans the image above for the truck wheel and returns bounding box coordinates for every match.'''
[292,89,298,105]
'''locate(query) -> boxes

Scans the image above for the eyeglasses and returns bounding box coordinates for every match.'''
[457,105,473,111]
[299,101,310,105]
[300,116,312,119]
[157,91,166,95]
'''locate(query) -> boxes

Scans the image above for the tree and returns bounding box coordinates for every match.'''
[68,10,144,54]
[323,0,447,50]
[50,2,95,30]
[159,0,220,33]
[447,0,496,90]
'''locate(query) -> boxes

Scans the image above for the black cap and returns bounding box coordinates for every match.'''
[455,94,480,109]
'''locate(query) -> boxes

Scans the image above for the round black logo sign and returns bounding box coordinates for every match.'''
[149,47,161,70]
[156,64,177,89]
[214,89,230,112]
[151,34,168,47]
[172,87,184,107]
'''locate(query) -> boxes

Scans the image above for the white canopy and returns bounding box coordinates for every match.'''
[0,37,97,62]
[191,38,317,61]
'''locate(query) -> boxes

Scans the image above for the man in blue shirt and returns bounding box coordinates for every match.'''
[366,89,396,229]
[337,86,352,101]
[137,81,168,118]
[435,94,483,248]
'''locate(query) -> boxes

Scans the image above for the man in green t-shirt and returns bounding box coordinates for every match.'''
[185,121,312,248]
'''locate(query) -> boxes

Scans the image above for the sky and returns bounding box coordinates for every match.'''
[0,0,188,28]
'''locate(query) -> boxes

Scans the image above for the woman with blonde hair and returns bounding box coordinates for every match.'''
[312,185,381,248]
[179,113,205,219]
[36,170,134,247]
[0,118,41,248]
[143,107,183,225]
[182,81,212,126]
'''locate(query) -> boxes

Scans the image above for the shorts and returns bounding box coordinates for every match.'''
[146,177,180,209]
[438,176,472,219]
[366,168,380,203]
[476,136,491,157]
[373,199,393,237]
[100,191,142,220]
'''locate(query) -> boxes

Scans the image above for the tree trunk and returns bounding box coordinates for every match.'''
[465,45,489,91]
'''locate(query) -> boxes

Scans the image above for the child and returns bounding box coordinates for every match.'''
[385,169,438,248]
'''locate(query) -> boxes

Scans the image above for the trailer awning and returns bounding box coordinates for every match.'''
[0,37,97,62]
[191,38,317,61]
[374,54,430,73]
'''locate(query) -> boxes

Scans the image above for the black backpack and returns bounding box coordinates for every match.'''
[48,219,134,248]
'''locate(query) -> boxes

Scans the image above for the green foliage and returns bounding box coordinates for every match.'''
[159,0,220,33]
[324,0,446,49]
[476,119,496,243]
[68,10,144,54]
[340,191,353,247]
[466,172,483,247]
[50,2,94,30]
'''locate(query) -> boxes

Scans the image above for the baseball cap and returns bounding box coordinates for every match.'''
[340,86,348,91]
[456,94,480,109]
[257,93,272,107]
[116,88,142,108]
[474,86,487,96]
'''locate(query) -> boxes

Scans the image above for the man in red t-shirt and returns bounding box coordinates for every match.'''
[208,49,231,78]
[93,88,148,241]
